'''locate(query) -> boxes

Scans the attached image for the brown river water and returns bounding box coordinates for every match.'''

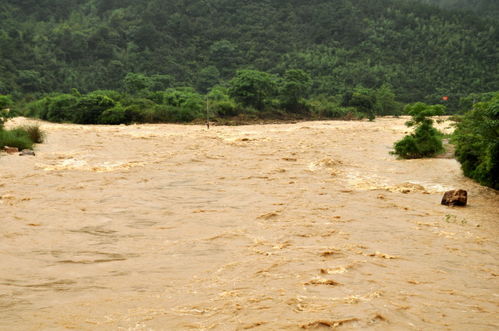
[0,117,497,330]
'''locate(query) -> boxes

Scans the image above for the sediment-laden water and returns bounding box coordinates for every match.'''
[1,117,497,330]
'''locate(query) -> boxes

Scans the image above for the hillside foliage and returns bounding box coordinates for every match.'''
[0,0,497,109]
[453,93,499,189]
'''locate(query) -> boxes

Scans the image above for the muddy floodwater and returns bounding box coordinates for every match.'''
[0,117,498,330]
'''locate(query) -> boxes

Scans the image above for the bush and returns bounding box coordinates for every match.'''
[121,97,157,123]
[393,102,445,159]
[152,104,199,123]
[98,105,128,124]
[0,128,34,150]
[88,90,122,102]
[309,98,358,119]
[0,95,13,110]
[321,105,357,119]
[228,70,278,111]
[25,97,50,118]
[72,95,115,124]
[45,94,78,122]
[453,93,499,189]
[211,100,239,117]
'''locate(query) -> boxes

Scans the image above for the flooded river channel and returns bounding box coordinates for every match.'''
[1,117,497,330]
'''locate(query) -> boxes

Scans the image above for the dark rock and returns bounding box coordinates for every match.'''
[3,146,19,154]
[19,149,35,156]
[441,189,467,206]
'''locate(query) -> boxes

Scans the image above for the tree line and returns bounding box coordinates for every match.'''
[17,69,401,125]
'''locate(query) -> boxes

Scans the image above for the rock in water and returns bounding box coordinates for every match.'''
[19,149,35,156]
[3,146,19,154]
[441,189,467,206]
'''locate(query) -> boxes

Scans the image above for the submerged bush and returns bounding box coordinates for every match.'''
[453,93,499,189]
[393,102,445,159]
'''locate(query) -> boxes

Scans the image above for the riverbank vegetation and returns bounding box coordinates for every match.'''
[453,92,499,189]
[1,96,44,150]
[13,70,402,125]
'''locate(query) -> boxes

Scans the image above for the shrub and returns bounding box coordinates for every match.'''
[228,70,278,111]
[98,105,128,124]
[393,102,445,159]
[25,97,50,118]
[453,93,499,189]
[88,90,122,102]
[211,100,239,117]
[72,95,115,124]
[342,87,377,120]
[121,97,157,123]
[45,94,78,122]
[152,104,199,123]
[0,95,13,110]
[161,88,204,121]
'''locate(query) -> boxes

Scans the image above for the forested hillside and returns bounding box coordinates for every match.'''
[0,0,498,104]
[415,0,499,18]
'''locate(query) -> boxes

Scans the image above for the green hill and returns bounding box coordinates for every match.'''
[0,0,498,103]
[415,0,499,18]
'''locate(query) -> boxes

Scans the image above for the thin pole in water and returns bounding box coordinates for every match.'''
[206,97,210,129]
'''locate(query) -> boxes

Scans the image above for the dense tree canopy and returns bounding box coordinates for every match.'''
[0,0,497,106]
[415,0,499,18]
[453,93,499,189]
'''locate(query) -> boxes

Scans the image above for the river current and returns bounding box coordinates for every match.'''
[1,117,497,330]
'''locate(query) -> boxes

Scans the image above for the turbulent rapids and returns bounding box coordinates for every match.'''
[0,117,497,330]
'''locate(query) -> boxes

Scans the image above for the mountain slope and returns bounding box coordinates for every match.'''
[415,0,499,18]
[0,0,497,103]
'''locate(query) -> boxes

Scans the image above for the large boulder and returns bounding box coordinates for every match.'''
[441,189,467,206]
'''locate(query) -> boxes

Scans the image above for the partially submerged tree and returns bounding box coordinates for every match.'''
[393,102,445,159]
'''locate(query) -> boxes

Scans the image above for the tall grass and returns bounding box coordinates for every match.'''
[0,129,34,150]
[19,125,45,143]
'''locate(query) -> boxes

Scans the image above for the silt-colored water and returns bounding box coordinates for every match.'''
[0,117,497,330]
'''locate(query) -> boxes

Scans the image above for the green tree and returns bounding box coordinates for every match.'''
[73,94,116,124]
[207,85,238,117]
[374,84,402,116]
[280,69,312,112]
[393,102,445,158]
[196,66,221,93]
[150,74,174,91]
[344,87,377,120]
[453,93,499,189]
[228,70,277,111]
[123,73,152,94]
